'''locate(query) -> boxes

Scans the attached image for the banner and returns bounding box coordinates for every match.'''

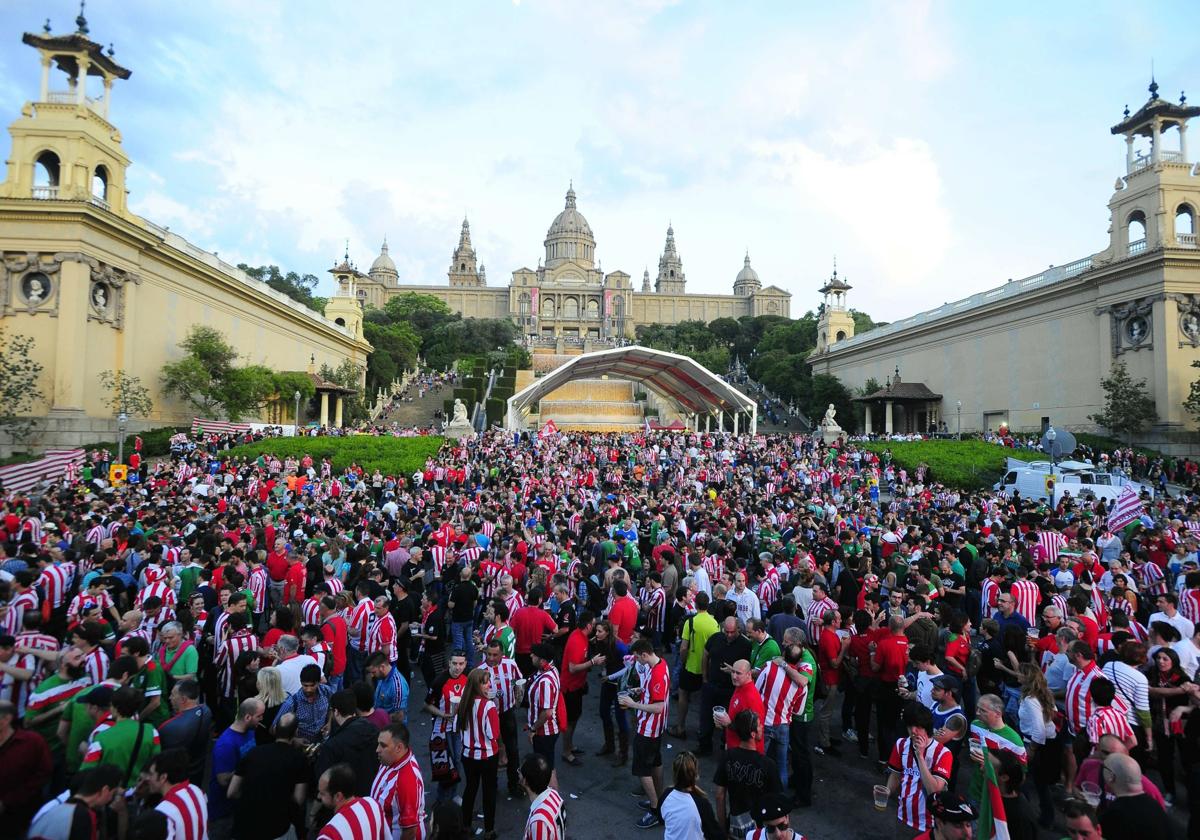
[190,417,251,436]
[0,449,86,493]
[1106,485,1144,531]
[539,419,559,439]
[977,744,1010,840]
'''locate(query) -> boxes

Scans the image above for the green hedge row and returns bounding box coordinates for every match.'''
[224,435,445,475]
[859,440,1042,490]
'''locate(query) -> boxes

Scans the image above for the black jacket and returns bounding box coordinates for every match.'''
[314,717,380,796]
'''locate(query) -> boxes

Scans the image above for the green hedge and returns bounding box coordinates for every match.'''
[225,435,445,475]
[452,387,477,407]
[485,397,505,426]
[860,440,1042,490]
[82,426,187,460]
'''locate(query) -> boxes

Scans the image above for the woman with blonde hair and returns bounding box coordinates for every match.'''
[657,750,724,839]
[1017,662,1059,828]
[254,665,287,743]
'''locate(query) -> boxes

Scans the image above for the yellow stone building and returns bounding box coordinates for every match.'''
[333,185,793,351]
[0,16,371,451]
[810,80,1200,440]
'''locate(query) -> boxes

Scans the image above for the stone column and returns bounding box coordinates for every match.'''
[1152,119,1161,164]
[319,392,329,426]
[1126,134,1135,172]
[53,258,89,413]
[103,77,112,119]
[40,57,50,102]
[733,412,740,435]
[76,58,89,105]
[885,400,894,434]
[1181,122,1190,166]
[864,403,873,434]
[334,396,344,428]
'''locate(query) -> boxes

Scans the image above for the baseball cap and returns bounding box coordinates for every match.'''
[930,674,962,694]
[928,792,976,824]
[753,792,793,825]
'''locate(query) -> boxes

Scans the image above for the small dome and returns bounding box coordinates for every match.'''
[546,185,594,239]
[369,238,397,275]
[735,253,760,285]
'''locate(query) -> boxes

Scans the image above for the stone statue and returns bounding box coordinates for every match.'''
[819,401,844,444]
[445,397,474,440]
[25,276,45,303]
[822,403,838,427]
[92,284,107,311]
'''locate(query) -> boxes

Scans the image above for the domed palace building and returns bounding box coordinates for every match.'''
[333,185,792,352]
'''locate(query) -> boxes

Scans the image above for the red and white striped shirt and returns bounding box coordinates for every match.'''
[303,596,325,628]
[888,736,954,830]
[1065,662,1107,736]
[136,581,176,611]
[640,586,666,633]
[367,613,398,663]
[0,651,36,716]
[504,590,525,616]
[523,788,565,840]
[82,647,110,686]
[527,665,561,737]
[1180,588,1200,627]
[154,781,208,840]
[755,661,803,727]
[757,574,780,611]
[371,752,426,840]
[248,566,268,614]
[348,598,375,650]
[1037,531,1067,565]
[317,796,388,840]
[479,658,521,713]
[38,564,72,609]
[980,579,1001,618]
[1086,700,1134,745]
[460,697,500,760]
[636,658,670,738]
[216,630,258,698]
[1,590,39,635]
[1010,579,1041,626]
[806,597,836,646]
[68,591,114,622]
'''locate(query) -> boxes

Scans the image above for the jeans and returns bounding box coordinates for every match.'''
[345,646,366,685]
[599,682,629,735]
[854,676,877,758]
[789,719,813,804]
[699,683,733,752]
[461,754,499,832]
[816,683,842,748]
[451,620,476,668]
[765,723,790,788]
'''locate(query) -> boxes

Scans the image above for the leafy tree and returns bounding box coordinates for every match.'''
[364,321,421,395]
[1090,360,1157,443]
[238,263,326,311]
[850,309,885,334]
[98,370,153,418]
[383,293,455,334]
[320,361,366,421]
[0,327,44,444]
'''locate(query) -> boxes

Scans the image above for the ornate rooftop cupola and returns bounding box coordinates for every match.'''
[1102,77,1200,261]
[732,251,761,297]
[815,259,855,354]
[544,182,596,269]
[1,3,135,216]
[655,224,686,293]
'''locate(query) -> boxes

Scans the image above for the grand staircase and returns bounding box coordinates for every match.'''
[380,382,453,428]
[538,377,646,432]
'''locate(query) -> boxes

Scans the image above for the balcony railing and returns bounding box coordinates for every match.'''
[32,185,59,199]
[1177,233,1198,248]
[1129,149,1188,174]
[1128,238,1148,255]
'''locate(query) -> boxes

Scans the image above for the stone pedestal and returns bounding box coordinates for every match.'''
[820,423,844,445]
[444,421,475,440]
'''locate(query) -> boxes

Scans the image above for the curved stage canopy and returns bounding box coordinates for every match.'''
[505,345,757,434]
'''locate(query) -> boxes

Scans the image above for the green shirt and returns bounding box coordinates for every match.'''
[132,662,169,727]
[82,718,161,786]
[751,637,782,671]
[682,611,720,675]
[797,648,819,722]
[158,643,199,682]
[494,625,516,660]
[967,722,1024,801]
[27,674,90,754]
[177,565,202,602]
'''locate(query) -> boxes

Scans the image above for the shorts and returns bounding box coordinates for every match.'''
[680,669,703,693]
[564,689,585,724]
[631,734,663,777]
[532,733,558,769]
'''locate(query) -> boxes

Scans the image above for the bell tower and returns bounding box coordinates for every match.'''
[0,7,134,218]
[448,217,483,287]
[655,224,686,293]
[325,244,365,341]
[1099,79,1200,263]
[815,262,855,354]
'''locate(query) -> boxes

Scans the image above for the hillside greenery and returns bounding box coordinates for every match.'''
[224,435,444,475]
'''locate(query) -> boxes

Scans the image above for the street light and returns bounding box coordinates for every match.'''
[116,411,128,464]
[294,390,302,434]
[1047,425,1058,467]
[955,400,962,439]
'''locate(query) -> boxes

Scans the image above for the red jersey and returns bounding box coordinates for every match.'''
[608,596,639,644]
[317,796,387,840]
[875,634,910,682]
[510,606,557,655]
[371,752,426,840]
[755,660,803,727]
[154,782,207,840]
[888,737,954,830]
[560,629,591,692]
[527,665,562,737]
[726,680,765,753]
[635,658,670,739]
[320,615,348,676]
[1066,662,1107,735]
[461,697,500,759]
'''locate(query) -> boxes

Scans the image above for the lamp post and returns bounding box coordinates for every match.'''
[955,400,962,439]
[1047,425,1058,468]
[294,390,302,434]
[116,411,128,464]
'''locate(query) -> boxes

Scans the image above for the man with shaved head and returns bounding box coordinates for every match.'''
[714,657,764,753]
[1100,751,1170,840]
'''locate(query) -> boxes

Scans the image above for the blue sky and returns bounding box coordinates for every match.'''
[2,1,1197,318]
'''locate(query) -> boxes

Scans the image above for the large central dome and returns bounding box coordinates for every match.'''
[544,184,596,269]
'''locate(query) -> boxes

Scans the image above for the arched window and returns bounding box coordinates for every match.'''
[1176,204,1196,240]
[459,263,466,271]
[836,330,847,341]
[563,297,579,319]
[670,270,675,278]
[541,298,555,318]
[585,299,599,318]
[92,165,108,203]
[518,292,531,318]
[1128,210,1147,253]
[334,317,346,327]
[33,151,60,198]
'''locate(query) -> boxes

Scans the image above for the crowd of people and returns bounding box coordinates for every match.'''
[0,424,1199,840]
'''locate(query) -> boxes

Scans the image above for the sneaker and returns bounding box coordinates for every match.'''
[842,729,859,743]
[637,799,653,811]
[636,812,663,829]
[813,744,826,756]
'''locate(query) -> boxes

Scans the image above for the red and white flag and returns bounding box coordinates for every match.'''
[1106,485,1144,531]
[538,419,559,439]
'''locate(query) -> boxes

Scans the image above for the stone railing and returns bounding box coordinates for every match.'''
[1128,239,1148,255]
[32,185,59,200]
[831,254,1095,352]
[1176,233,1198,248]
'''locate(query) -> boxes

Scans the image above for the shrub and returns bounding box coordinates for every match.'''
[859,440,1042,490]
[485,397,505,426]
[225,435,444,475]
[83,426,186,460]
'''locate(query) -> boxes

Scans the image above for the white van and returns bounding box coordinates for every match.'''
[994,458,1148,503]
